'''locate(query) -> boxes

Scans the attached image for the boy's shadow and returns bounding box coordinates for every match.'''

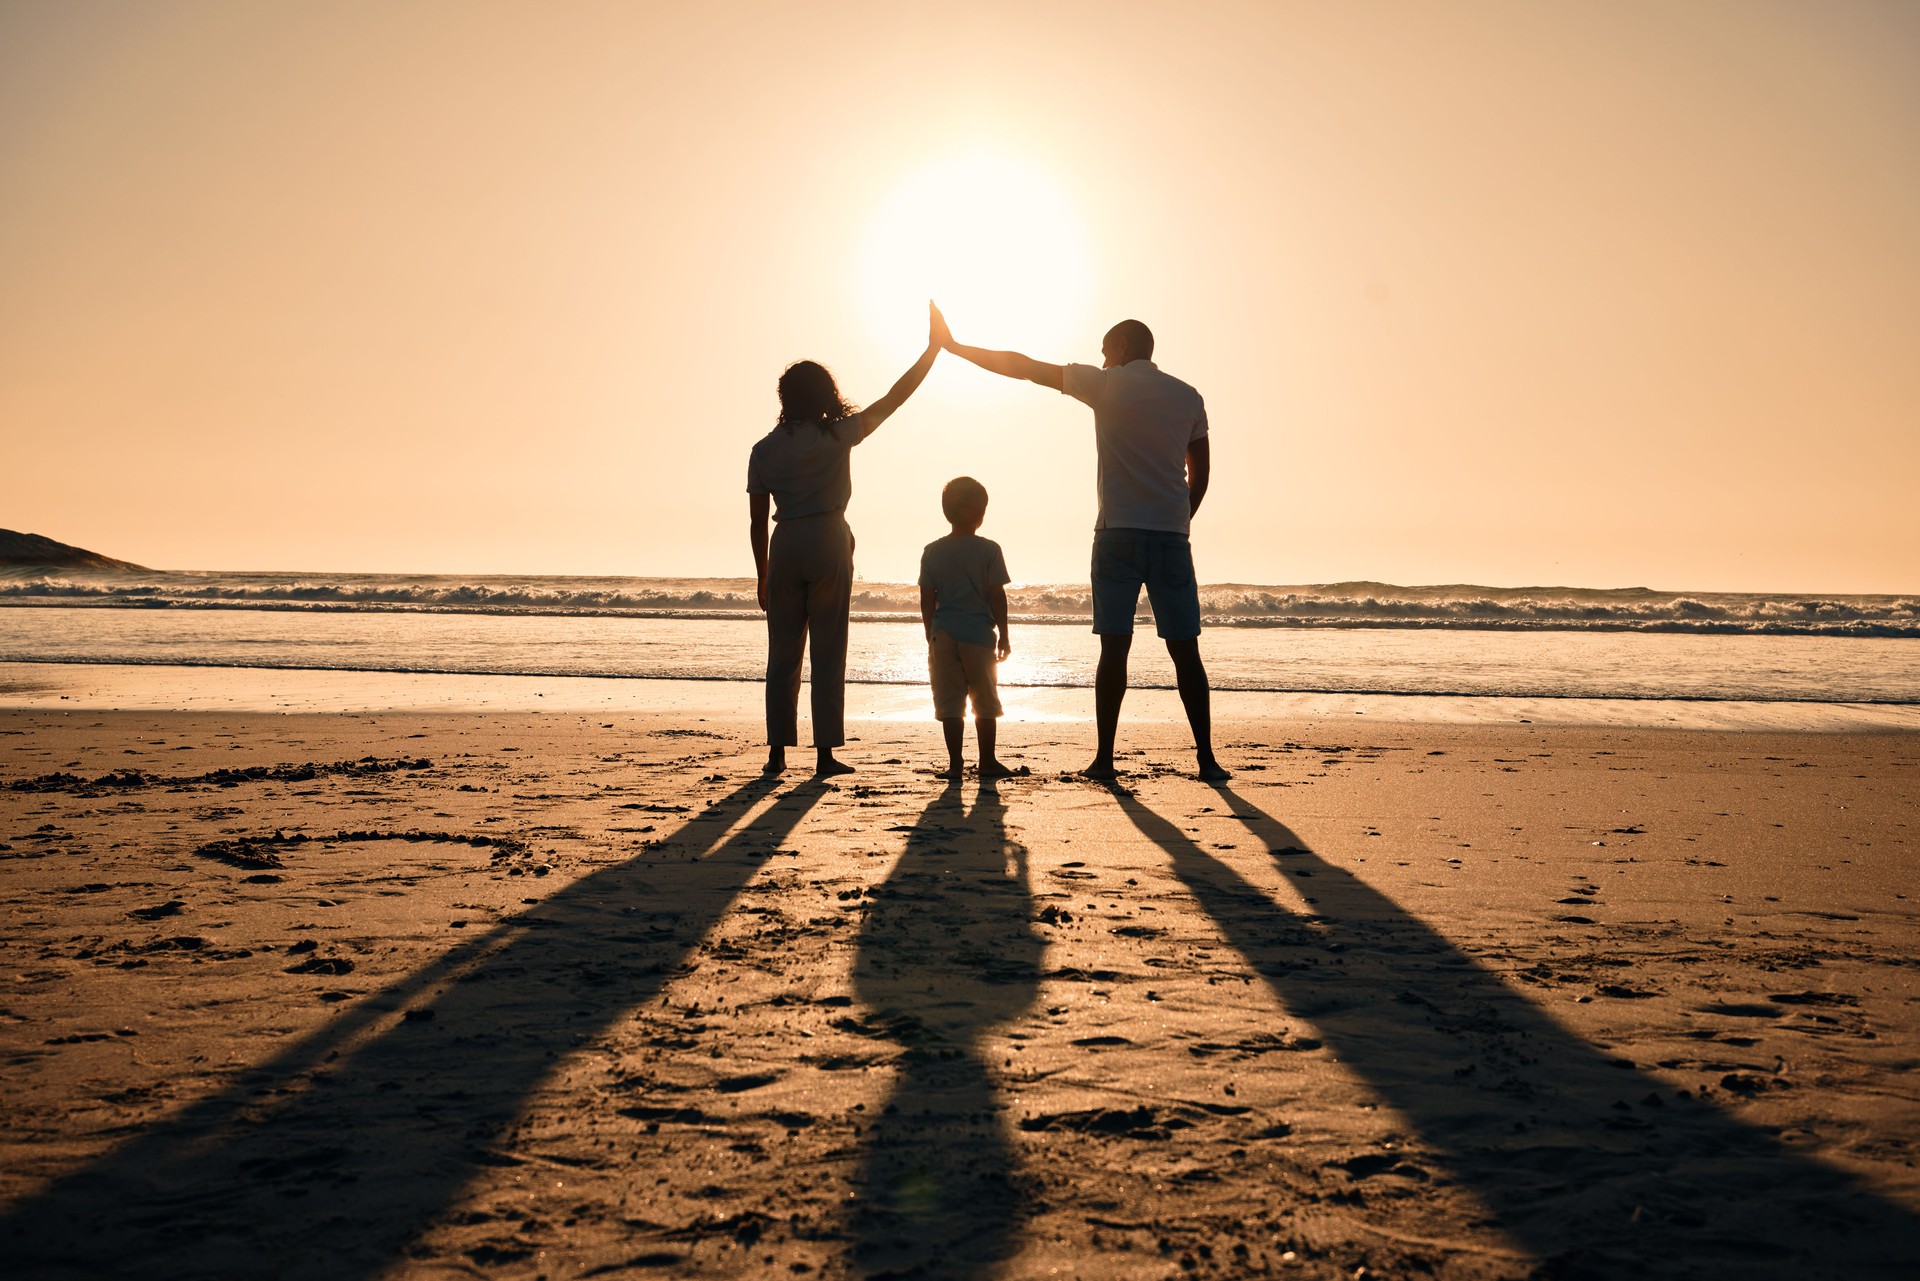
[1113,783,1920,1277]
[0,774,823,1279]
[849,781,1042,1278]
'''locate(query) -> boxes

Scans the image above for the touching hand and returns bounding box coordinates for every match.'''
[929,300,953,350]
[997,632,1012,661]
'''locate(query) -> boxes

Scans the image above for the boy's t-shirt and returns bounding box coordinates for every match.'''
[918,533,1010,649]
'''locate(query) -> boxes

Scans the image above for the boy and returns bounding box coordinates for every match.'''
[918,476,1014,780]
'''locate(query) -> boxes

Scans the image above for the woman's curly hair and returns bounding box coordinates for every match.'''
[777,360,856,433]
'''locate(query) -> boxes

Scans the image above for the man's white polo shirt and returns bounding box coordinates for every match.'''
[1061,359,1209,535]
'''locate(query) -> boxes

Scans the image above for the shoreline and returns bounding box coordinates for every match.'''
[5,595,1920,642]
[4,659,1918,731]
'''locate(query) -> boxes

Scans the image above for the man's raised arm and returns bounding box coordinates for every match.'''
[935,305,1064,391]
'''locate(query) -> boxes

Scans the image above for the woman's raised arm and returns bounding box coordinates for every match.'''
[855,302,947,434]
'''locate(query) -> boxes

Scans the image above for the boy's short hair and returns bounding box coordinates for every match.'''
[941,476,989,523]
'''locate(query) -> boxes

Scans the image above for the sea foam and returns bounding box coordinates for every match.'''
[2,571,1915,637]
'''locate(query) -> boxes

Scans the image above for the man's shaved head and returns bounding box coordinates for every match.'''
[1102,319,1155,365]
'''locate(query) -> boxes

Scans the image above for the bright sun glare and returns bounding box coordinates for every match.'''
[859,152,1092,359]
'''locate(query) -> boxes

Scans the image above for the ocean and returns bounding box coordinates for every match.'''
[2,570,1917,705]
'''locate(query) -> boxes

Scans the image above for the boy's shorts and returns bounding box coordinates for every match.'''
[928,630,1002,720]
[1090,527,1203,639]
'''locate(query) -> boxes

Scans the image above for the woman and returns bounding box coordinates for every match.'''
[748,303,947,775]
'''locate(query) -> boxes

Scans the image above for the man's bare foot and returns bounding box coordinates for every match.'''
[763,748,787,775]
[979,759,1018,779]
[815,752,856,778]
[1198,758,1232,783]
[935,764,965,782]
[1080,758,1119,780]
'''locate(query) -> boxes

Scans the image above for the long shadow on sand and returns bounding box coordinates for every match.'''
[0,773,823,1279]
[849,781,1043,1278]
[1116,784,1920,1279]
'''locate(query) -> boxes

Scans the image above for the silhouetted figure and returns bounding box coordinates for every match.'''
[918,475,1015,780]
[749,304,947,776]
[938,310,1227,780]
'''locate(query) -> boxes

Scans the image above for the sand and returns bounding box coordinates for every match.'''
[1,687,1917,1279]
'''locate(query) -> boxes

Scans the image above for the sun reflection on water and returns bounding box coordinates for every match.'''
[855,621,1113,722]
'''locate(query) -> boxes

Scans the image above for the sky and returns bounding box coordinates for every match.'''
[3,0,1917,592]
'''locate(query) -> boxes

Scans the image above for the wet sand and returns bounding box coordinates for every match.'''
[1,692,1917,1278]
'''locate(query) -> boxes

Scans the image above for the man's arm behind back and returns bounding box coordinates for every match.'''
[1186,436,1210,519]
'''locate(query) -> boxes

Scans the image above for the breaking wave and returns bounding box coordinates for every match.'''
[2,571,1915,638]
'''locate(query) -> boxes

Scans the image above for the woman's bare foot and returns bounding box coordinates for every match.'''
[935,764,965,782]
[1080,756,1119,780]
[763,747,787,775]
[979,759,1018,779]
[815,750,855,778]
[1197,757,1232,783]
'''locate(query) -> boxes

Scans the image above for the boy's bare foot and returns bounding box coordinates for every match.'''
[815,751,855,778]
[1197,757,1232,783]
[763,748,787,775]
[979,759,1018,780]
[1080,757,1119,780]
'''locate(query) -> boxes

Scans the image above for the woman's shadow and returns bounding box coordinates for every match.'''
[1112,783,1920,1278]
[849,780,1043,1278]
[0,774,825,1279]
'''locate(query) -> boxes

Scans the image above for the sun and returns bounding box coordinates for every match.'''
[858,151,1092,359]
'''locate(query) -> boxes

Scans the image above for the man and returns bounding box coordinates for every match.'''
[938,310,1229,782]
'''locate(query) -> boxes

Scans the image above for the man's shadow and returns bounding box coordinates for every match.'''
[849,781,1042,1278]
[0,773,824,1279]
[1113,784,1920,1278]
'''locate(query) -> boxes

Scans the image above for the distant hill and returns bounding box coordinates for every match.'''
[0,529,148,571]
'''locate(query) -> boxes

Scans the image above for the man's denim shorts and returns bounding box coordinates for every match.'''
[1090,528,1202,639]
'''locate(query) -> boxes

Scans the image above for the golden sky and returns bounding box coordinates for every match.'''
[4,0,1917,591]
